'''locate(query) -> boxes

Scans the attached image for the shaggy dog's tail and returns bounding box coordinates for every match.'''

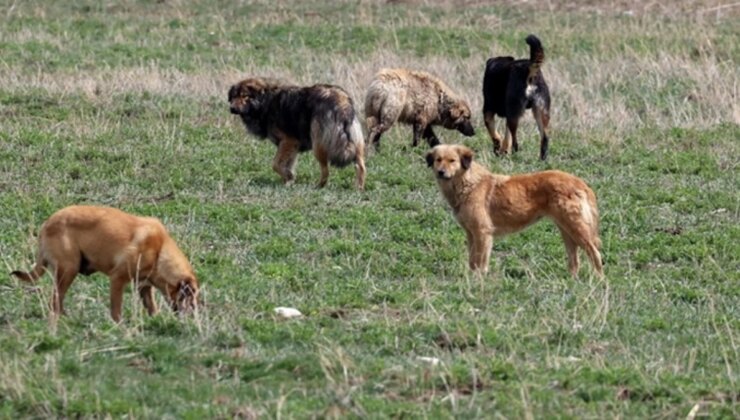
[525,34,545,80]
[317,107,365,168]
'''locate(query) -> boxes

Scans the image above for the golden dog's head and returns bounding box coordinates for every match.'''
[168,276,199,315]
[426,144,474,180]
[228,77,283,115]
[441,100,475,137]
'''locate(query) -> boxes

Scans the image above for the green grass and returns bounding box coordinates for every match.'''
[0,0,738,418]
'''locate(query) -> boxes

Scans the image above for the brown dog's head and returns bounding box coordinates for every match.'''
[442,100,475,137]
[228,77,282,115]
[168,276,199,315]
[426,144,474,180]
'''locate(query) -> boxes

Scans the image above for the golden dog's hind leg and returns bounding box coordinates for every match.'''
[562,222,604,277]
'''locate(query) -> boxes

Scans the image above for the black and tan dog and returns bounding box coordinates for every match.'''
[483,35,551,160]
[365,68,475,149]
[427,144,603,277]
[228,78,366,189]
[11,205,199,322]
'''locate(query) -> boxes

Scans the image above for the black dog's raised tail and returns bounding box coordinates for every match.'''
[525,35,545,80]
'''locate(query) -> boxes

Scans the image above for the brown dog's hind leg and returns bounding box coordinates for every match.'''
[561,222,603,277]
[51,264,78,317]
[109,274,131,322]
[484,111,502,155]
[558,226,580,277]
[533,106,550,160]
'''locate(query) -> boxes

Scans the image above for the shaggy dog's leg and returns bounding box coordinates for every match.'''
[272,139,300,184]
[422,126,441,147]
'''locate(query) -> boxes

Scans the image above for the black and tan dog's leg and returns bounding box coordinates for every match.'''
[484,111,503,155]
[533,107,550,160]
[272,139,300,184]
[422,126,441,147]
[313,143,330,188]
[506,118,520,154]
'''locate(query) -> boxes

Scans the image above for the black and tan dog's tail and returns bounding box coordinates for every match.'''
[525,34,545,80]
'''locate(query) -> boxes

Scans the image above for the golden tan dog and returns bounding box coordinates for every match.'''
[11,205,199,322]
[365,68,475,149]
[426,145,603,277]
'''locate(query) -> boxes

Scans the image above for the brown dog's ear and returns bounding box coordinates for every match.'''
[425,150,435,167]
[458,146,474,169]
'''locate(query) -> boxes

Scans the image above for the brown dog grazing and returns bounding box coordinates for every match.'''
[365,68,475,150]
[11,205,199,322]
[482,34,551,160]
[426,144,603,277]
[228,77,366,189]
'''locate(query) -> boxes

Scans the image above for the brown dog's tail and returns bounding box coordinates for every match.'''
[11,254,47,283]
[525,34,545,81]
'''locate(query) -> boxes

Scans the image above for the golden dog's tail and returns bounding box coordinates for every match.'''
[525,34,545,81]
[11,254,47,283]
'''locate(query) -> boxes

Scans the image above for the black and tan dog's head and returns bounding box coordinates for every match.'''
[426,144,474,180]
[168,275,199,315]
[228,77,283,115]
[441,99,475,137]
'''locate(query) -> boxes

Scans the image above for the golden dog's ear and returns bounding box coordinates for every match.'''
[458,146,474,169]
[425,150,435,167]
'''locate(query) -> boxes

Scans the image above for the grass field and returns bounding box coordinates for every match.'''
[0,0,738,417]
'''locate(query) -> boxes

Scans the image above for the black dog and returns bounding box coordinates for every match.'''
[482,35,551,160]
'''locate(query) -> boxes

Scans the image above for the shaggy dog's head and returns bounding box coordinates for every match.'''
[227,77,281,115]
[441,100,475,137]
[426,144,474,180]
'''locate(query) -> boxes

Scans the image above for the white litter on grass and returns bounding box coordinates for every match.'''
[417,356,442,366]
[274,307,303,319]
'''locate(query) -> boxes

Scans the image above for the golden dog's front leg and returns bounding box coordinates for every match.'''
[469,233,493,274]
